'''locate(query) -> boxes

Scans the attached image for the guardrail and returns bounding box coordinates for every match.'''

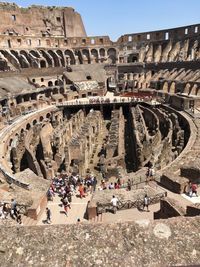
[56,97,160,107]
[96,191,167,214]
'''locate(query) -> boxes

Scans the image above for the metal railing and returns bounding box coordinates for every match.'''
[96,191,167,214]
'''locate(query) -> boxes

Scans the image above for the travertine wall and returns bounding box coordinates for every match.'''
[0,216,200,267]
[0,2,86,37]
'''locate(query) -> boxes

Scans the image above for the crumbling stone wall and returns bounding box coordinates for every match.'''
[0,216,200,267]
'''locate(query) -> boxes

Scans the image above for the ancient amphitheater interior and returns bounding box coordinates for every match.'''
[0,2,200,267]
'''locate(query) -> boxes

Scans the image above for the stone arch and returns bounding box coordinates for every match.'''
[190,84,198,95]
[11,50,29,68]
[107,48,117,64]
[40,60,46,68]
[39,116,44,122]
[48,50,60,67]
[30,50,41,58]
[82,49,90,64]
[26,123,31,130]
[128,54,138,63]
[16,95,23,104]
[163,81,169,92]
[75,50,83,64]
[32,119,37,126]
[0,50,20,69]
[46,113,51,119]
[65,50,76,65]
[196,88,200,96]
[99,48,105,57]
[184,83,191,95]
[170,82,176,94]
[20,50,32,65]
[91,49,98,63]
[56,50,65,66]
[48,81,53,87]
[40,50,53,67]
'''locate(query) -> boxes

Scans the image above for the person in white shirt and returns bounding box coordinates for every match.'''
[111,195,119,214]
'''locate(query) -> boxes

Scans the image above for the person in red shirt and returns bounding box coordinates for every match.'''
[191,183,198,197]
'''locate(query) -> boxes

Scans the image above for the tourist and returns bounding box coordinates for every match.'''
[108,182,114,190]
[2,203,8,219]
[46,207,51,224]
[149,167,155,180]
[114,182,120,189]
[62,197,71,216]
[10,199,17,219]
[143,194,150,212]
[92,176,97,192]
[111,195,119,214]
[127,179,131,191]
[191,183,198,197]
[79,183,85,198]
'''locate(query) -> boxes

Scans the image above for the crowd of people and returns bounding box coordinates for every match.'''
[45,173,98,222]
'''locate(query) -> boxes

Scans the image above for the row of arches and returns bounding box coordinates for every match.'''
[162,81,200,96]
[0,47,118,69]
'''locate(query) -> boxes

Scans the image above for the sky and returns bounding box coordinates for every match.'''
[3,0,200,41]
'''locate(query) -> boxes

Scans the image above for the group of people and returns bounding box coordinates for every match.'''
[45,173,98,222]
[0,199,22,224]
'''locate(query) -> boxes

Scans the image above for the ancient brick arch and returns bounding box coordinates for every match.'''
[190,84,198,95]
[184,83,191,95]
[91,49,98,63]
[47,50,60,67]
[40,60,47,68]
[170,82,176,94]
[64,49,76,65]
[107,48,117,64]
[82,49,90,64]
[163,81,169,92]
[26,123,31,130]
[56,50,65,66]
[40,50,53,67]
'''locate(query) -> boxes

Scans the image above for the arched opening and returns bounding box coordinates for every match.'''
[99,48,105,57]
[128,54,138,63]
[46,113,51,119]
[40,60,46,68]
[82,49,90,64]
[56,50,65,66]
[65,50,76,65]
[75,50,83,64]
[20,151,29,172]
[39,116,44,122]
[170,82,176,94]
[107,48,117,64]
[91,49,98,63]
[48,81,53,87]
[40,50,53,67]
[184,83,191,95]
[33,119,37,125]
[48,50,60,67]
[163,82,169,93]
[26,123,31,130]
